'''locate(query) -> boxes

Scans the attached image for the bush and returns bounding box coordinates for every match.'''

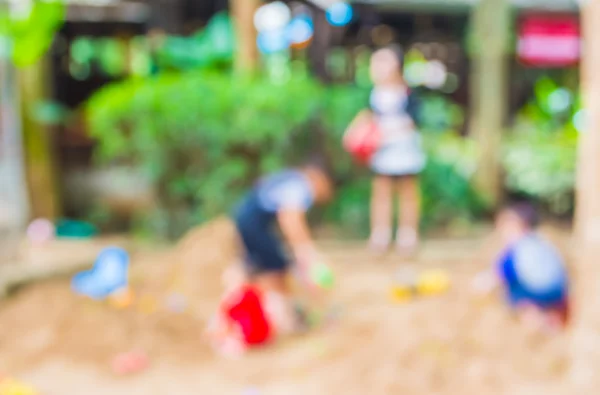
[86,71,483,239]
[503,129,577,215]
[503,75,579,216]
[87,71,349,237]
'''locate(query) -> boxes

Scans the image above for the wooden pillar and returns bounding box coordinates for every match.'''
[19,57,60,220]
[308,9,334,82]
[469,0,510,207]
[148,0,184,34]
[231,0,259,73]
[575,7,600,245]
[570,1,600,390]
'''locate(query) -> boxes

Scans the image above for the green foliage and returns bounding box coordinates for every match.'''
[421,134,484,228]
[156,12,234,71]
[503,129,577,215]
[504,74,580,215]
[87,69,483,239]
[0,0,65,67]
[87,71,326,238]
[417,93,465,133]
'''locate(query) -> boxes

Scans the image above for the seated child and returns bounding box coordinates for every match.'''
[206,159,335,354]
[475,200,570,331]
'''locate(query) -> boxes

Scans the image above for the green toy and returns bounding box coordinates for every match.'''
[310,263,335,290]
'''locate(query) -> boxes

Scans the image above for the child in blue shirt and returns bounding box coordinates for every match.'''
[476,200,570,330]
[206,159,335,354]
[234,161,334,285]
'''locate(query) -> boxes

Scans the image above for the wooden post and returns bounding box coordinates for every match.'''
[308,9,334,82]
[18,56,60,220]
[575,6,600,245]
[570,1,600,390]
[469,0,510,207]
[147,0,184,34]
[231,0,260,72]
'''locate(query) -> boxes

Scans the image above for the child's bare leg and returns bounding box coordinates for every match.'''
[204,262,248,352]
[396,175,420,253]
[204,307,247,356]
[370,175,393,252]
[222,261,247,289]
[255,272,301,334]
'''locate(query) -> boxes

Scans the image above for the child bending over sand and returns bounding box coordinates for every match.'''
[475,200,570,332]
[206,159,335,355]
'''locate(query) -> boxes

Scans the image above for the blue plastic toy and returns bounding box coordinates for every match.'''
[72,247,129,300]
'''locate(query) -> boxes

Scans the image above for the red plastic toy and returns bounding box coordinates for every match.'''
[343,118,381,164]
[222,285,273,346]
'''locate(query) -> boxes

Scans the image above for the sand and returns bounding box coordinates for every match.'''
[0,220,577,394]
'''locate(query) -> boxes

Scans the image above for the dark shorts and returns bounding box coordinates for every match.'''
[507,288,570,325]
[235,219,289,276]
[506,283,567,310]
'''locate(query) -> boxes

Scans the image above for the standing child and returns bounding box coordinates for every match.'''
[347,46,425,256]
[475,200,570,331]
[206,159,335,355]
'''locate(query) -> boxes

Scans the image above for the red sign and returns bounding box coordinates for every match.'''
[518,15,580,67]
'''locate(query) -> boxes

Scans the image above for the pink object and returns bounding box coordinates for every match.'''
[26,219,55,244]
[112,351,149,375]
[518,15,580,67]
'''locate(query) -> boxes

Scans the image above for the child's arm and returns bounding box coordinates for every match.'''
[472,252,509,296]
[205,306,231,340]
[277,208,319,272]
[343,110,372,144]
[471,269,499,296]
[347,109,371,129]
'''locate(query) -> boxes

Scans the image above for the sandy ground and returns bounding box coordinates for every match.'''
[0,220,577,394]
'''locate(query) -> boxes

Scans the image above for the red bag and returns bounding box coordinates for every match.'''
[223,285,272,346]
[343,117,381,164]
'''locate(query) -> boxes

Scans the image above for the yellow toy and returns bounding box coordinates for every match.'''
[390,269,451,302]
[0,378,38,395]
[137,294,159,315]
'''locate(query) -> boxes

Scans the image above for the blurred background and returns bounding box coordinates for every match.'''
[3,1,600,394]
[0,0,582,248]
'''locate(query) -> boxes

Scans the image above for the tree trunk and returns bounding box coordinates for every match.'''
[231,0,259,73]
[19,57,60,220]
[469,0,510,207]
[570,1,600,390]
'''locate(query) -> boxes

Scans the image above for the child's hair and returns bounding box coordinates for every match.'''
[303,154,335,183]
[499,197,539,228]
